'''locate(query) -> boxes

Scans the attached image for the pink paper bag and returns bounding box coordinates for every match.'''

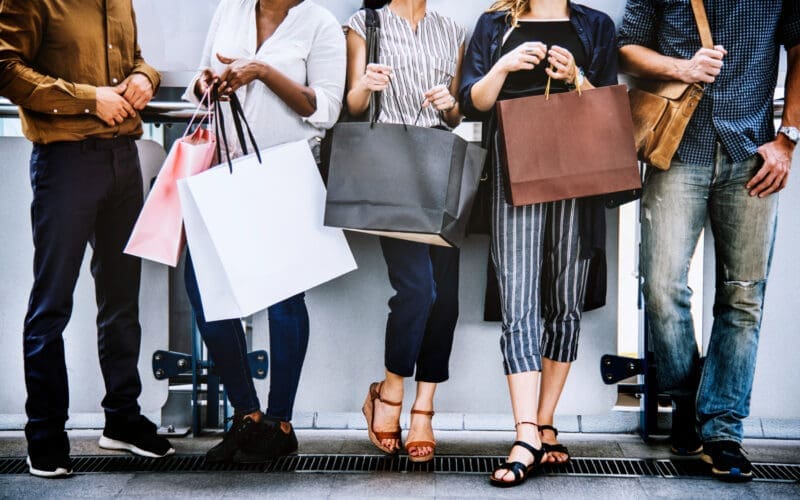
[125,124,217,267]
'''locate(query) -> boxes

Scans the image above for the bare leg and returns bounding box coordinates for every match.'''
[494,371,543,482]
[538,358,571,463]
[407,382,436,458]
[372,370,404,452]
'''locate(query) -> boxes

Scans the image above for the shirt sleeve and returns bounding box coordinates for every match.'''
[182,0,225,106]
[594,14,620,88]
[348,10,367,40]
[0,0,97,115]
[303,16,346,129]
[780,0,800,50]
[458,13,493,122]
[617,0,658,49]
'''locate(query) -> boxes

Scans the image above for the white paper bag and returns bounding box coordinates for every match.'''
[178,140,358,321]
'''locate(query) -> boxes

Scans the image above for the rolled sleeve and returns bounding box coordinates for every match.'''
[348,10,367,40]
[617,0,658,49]
[780,0,800,50]
[303,19,346,129]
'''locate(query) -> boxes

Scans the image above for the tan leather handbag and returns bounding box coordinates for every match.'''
[629,0,713,170]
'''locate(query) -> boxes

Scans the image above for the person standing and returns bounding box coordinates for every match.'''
[0,0,174,478]
[346,0,466,463]
[618,0,799,482]
[181,0,346,463]
[460,0,617,487]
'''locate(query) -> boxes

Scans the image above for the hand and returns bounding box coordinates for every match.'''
[545,45,576,83]
[194,68,220,99]
[360,63,393,92]
[423,84,456,111]
[678,45,727,84]
[95,84,136,126]
[748,136,794,197]
[120,73,154,110]
[216,53,266,95]
[496,41,547,74]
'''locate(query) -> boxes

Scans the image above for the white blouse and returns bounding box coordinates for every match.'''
[183,0,346,155]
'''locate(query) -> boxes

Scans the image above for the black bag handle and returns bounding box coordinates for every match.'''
[212,87,262,173]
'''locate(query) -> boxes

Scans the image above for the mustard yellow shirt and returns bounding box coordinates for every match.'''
[0,0,160,143]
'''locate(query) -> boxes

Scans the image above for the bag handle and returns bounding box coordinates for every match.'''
[690,0,714,49]
[365,8,382,124]
[212,88,262,173]
[183,88,214,138]
[544,65,582,101]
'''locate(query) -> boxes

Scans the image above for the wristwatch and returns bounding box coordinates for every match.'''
[778,126,800,145]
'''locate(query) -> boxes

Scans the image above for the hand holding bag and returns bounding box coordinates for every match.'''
[179,91,357,321]
[628,0,713,170]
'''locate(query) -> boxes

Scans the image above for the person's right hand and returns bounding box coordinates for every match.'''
[95,84,136,126]
[679,45,728,84]
[360,63,393,92]
[194,68,219,99]
[496,41,547,74]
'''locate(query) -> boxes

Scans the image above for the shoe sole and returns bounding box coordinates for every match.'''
[671,445,703,456]
[700,453,753,482]
[26,456,72,478]
[98,436,176,459]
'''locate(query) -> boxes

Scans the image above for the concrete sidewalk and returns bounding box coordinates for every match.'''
[0,430,798,499]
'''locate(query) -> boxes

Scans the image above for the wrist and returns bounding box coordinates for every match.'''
[777,129,798,150]
[257,62,270,82]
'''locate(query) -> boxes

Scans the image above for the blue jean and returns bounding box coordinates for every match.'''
[184,252,310,421]
[640,145,778,443]
[380,237,460,383]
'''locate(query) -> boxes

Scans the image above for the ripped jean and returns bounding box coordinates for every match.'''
[640,144,778,443]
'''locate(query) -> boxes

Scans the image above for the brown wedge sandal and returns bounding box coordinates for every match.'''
[362,382,402,455]
[405,409,436,463]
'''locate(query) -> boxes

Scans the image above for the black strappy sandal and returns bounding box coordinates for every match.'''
[489,422,547,488]
[539,425,571,464]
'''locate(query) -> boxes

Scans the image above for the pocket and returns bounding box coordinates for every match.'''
[432,57,456,87]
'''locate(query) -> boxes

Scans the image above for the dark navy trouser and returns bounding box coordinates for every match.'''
[184,253,310,421]
[380,237,460,383]
[23,137,144,443]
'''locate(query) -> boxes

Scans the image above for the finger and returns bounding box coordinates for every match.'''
[104,117,116,127]
[747,164,771,191]
[114,114,125,124]
[216,53,236,65]
[713,45,728,56]
[752,171,781,198]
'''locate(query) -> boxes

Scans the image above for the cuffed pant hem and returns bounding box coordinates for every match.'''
[414,373,449,384]
[265,410,292,422]
[503,359,542,376]
[541,352,578,364]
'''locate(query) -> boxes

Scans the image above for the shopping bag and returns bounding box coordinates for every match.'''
[178,140,358,321]
[125,95,216,266]
[496,84,641,206]
[324,122,486,248]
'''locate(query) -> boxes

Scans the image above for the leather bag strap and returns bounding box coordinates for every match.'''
[690,0,714,49]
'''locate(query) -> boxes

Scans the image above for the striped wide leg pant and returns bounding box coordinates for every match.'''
[491,137,591,375]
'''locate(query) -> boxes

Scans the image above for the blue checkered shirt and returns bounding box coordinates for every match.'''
[618,0,800,167]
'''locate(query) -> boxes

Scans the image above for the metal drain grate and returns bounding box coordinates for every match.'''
[1,455,797,482]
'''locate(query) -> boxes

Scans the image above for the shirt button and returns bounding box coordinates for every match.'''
[112,78,118,84]
[84,109,90,114]
[108,44,113,49]
[53,109,58,113]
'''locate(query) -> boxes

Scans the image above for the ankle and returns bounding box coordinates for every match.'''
[244,411,263,423]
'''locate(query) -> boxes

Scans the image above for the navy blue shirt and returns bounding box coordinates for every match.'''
[618,0,800,167]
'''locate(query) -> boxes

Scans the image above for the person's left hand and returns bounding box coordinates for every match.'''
[423,84,456,111]
[545,45,577,84]
[121,73,154,110]
[216,53,266,95]
[748,136,795,197]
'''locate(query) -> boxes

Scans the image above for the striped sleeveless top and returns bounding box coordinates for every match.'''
[349,6,466,129]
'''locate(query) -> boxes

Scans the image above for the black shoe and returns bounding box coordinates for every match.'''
[262,418,298,457]
[99,415,175,458]
[701,440,753,482]
[27,431,73,478]
[205,414,246,463]
[670,397,702,456]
